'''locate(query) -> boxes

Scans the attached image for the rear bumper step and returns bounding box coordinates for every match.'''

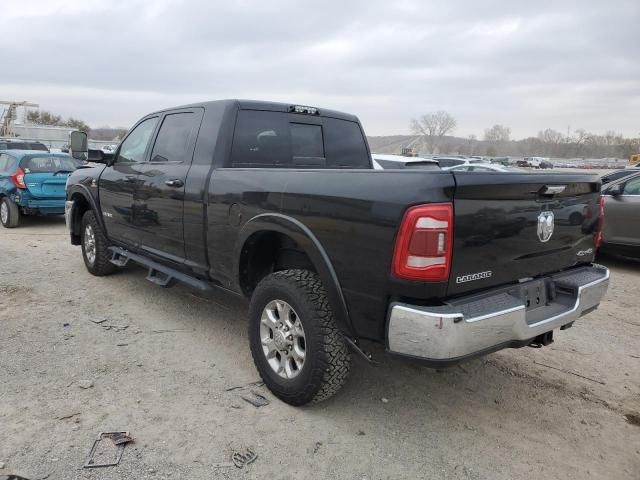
[386,264,609,364]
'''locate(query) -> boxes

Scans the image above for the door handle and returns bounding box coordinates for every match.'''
[165,179,184,188]
[123,176,137,183]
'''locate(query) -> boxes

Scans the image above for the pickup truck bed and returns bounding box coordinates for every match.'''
[65,99,609,405]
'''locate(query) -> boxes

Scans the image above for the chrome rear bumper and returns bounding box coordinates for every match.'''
[387,264,610,363]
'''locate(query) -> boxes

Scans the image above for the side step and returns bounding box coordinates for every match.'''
[108,246,210,291]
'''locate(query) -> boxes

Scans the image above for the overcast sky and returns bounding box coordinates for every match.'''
[3,0,639,138]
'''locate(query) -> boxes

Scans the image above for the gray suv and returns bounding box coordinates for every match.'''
[600,172,640,258]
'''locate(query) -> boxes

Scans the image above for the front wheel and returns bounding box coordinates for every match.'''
[0,197,20,228]
[248,269,351,406]
[81,210,116,276]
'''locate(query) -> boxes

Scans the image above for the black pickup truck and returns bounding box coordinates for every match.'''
[65,100,610,405]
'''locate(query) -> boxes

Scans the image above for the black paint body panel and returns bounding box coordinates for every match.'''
[65,99,602,343]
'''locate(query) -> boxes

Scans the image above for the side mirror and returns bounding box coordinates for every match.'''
[606,183,623,196]
[70,130,88,162]
[87,149,111,164]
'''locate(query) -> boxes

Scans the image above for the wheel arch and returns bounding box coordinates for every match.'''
[67,185,102,245]
[235,213,355,338]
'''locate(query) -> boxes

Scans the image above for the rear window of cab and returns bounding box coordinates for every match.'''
[229,110,370,169]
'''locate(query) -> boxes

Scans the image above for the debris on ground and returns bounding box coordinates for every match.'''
[90,318,107,324]
[0,461,5,468]
[240,391,269,407]
[381,397,389,404]
[624,413,640,427]
[211,462,235,469]
[83,431,134,468]
[231,448,257,469]
[57,412,80,420]
[77,380,94,389]
[313,442,322,454]
[225,380,264,392]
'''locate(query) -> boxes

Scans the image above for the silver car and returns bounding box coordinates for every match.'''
[601,172,640,257]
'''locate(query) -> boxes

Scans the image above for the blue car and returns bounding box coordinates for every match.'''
[0,151,77,228]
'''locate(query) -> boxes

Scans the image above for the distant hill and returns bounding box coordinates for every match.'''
[367,134,635,159]
[367,135,418,154]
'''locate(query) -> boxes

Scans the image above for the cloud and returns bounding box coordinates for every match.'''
[3,0,638,137]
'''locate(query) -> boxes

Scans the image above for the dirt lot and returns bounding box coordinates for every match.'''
[0,217,638,480]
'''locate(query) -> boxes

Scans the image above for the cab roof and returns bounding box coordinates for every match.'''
[147,99,360,122]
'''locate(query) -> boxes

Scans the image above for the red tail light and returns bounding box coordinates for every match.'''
[10,167,27,189]
[392,203,453,281]
[595,195,605,250]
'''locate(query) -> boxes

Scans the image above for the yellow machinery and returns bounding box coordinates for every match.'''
[630,154,640,166]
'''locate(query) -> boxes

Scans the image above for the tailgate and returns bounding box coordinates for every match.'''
[24,173,69,199]
[448,172,601,296]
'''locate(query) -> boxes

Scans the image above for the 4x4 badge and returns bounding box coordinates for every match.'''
[537,211,554,243]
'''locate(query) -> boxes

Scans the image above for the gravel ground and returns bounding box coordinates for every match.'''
[0,217,638,480]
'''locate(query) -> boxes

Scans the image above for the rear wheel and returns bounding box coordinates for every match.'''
[81,210,116,276]
[0,197,20,228]
[248,269,351,406]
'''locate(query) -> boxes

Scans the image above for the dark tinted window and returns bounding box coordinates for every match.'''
[623,177,640,195]
[231,110,289,167]
[117,117,158,163]
[150,113,199,162]
[21,155,77,173]
[437,158,465,168]
[230,111,369,169]
[291,123,324,158]
[603,171,633,183]
[28,142,48,151]
[323,118,369,168]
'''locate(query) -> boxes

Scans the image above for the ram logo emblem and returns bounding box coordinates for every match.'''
[537,211,554,243]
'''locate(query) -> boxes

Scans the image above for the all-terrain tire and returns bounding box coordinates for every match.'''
[0,197,20,228]
[81,210,116,276]
[248,269,351,406]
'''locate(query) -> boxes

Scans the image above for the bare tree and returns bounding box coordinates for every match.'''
[410,110,456,153]
[537,128,564,145]
[483,124,510,142]
[466,134,477,155]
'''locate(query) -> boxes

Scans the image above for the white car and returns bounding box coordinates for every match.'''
[371,154,439,170]
[447,163,525,172]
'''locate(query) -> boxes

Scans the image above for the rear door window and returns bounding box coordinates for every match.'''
[150,112,200,163]
[230,110,290,167]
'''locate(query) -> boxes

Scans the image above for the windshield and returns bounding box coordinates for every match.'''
[21,155,77,173]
